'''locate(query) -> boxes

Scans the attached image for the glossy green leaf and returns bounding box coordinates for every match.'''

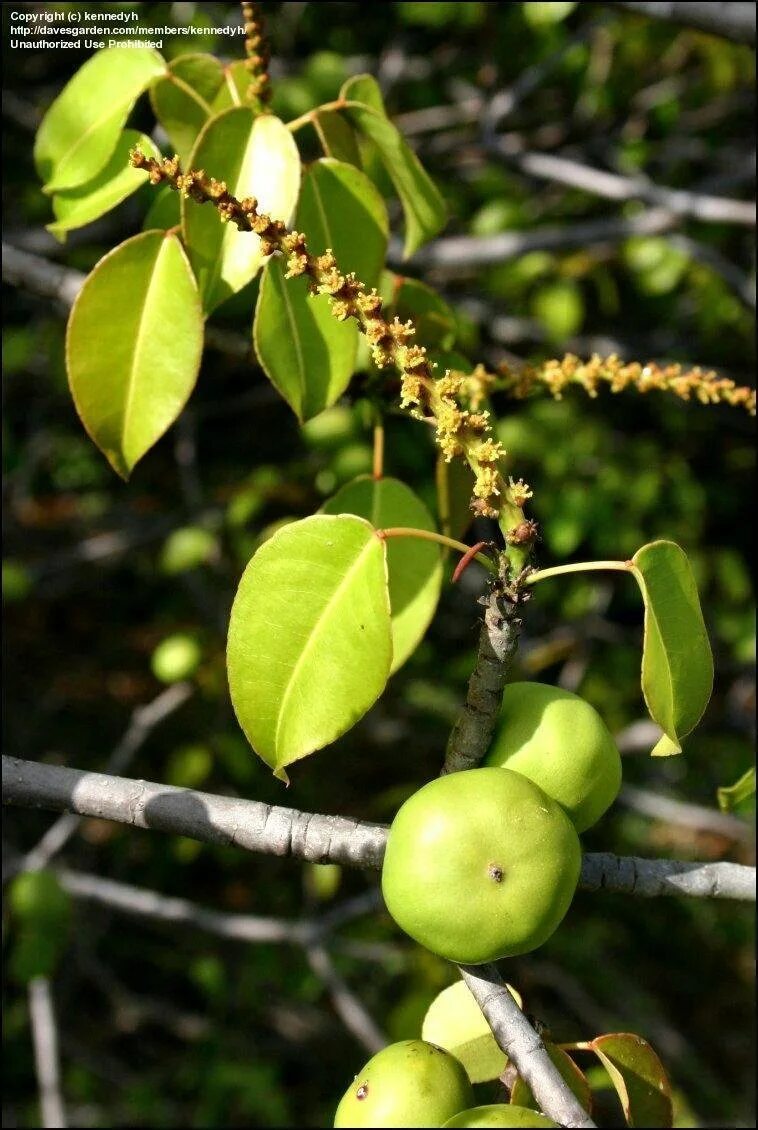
[66,231,204,478]
[227,515,392,778]
[254,158,388,419]
[254,258,357,421]
[717,766,756,812]
[590,1033,672,1128]
[313,109,363,166]
[322,476,442,672]
[630,541,713,756]
[35,47,166,193]
[150,53,226,164]
[340,75,446,257]
[298,158,388,285]
[210,61,252,111]
[183,109,300,313]
[143,183,182,231]
[47,131,161,240]
[421,981,522,1083]
[511,1044,592,1116]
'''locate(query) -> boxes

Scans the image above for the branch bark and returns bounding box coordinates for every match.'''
[443,583,525,774]
[459,964,596,1128]
[4,757,754,900]
[608,2,756,45]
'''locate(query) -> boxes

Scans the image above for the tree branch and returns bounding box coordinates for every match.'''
[459,964,596,1128]
[3,758,754,900]
[608,2,756,46]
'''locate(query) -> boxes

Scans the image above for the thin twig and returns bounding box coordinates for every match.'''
[28,977,66,1129]
[3,758,754,900]
[459,964,596,1128]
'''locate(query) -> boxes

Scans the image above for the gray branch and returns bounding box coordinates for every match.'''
[459,964,596,1128]
[608,2,756,45]
[443,585,524,774]
[28,977,66,1129]
[3,757,754,901]
[580,852,756,900]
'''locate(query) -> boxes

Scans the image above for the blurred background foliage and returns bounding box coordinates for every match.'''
[2,2,755,1127]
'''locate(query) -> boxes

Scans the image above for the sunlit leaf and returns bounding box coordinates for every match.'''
[227,515,392,779]
[590,1033,672,1128]
[66,231,204,478]
[47,131,161,239]
[150,53,226,163]
[183,108,300,313]
[297,159,388,285]
[421,980,522,1083]
[630,541,713,755]
[322,476,443,671]
[35,47,166,193]
[340,74,446,257]
[717,766,756,812]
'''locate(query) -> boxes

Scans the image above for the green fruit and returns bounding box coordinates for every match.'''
[150,633,201,684]
[334,1039,474,1128]
[485,683,621,833]
[443,1105,558,1127]
[381,768,581,964]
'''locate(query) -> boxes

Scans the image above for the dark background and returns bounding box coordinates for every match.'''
[2,3,755,1126]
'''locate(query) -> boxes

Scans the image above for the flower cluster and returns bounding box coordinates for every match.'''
[129,148,523,522]
[241,2,271,105]
[499,353,756,416]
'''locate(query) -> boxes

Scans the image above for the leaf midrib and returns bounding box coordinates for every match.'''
[273,531,376,761]
[120,236,170,464]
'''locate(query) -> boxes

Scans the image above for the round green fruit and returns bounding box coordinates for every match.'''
[381,768,581,964]
[484,682,621,832]
[443,1105,557,1128]
[333,1039,474,1128]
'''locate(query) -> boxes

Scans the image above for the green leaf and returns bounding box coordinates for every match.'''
[340,75,446,257]
[227,514,392,778]
[436,454,476,541]
[254,259,357,421]
[150,53,226,164]
[183,108,300,314]
[313,109,363,166]
[47,130,161,240]
[297,158,389,285]
[589,1033,672,1128]
[717,766,756,812]
[35,47,166,193]
[143,183,182,231]
[210,61,252,111]
[511,1044,592,1116]
[254,158,388,419]
[630,541,713,755]
[66,231,204,478]
[421,980,522,1083]
[322,476,442,672]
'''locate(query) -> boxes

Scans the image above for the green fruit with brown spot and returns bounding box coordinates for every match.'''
[443,1105,558,1128]
[381,768,581,964]
[485,682,622,832]
[333,1039,474,1128]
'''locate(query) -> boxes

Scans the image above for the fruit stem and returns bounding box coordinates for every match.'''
[526,560,631,585]
[378,527,497,573]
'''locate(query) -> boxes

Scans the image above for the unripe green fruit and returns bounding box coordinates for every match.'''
[150,633,201,684]
[443,1105,558,1128]
[333,1039,474,1128]
[381,768,581,964]
[484,683,622,832]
